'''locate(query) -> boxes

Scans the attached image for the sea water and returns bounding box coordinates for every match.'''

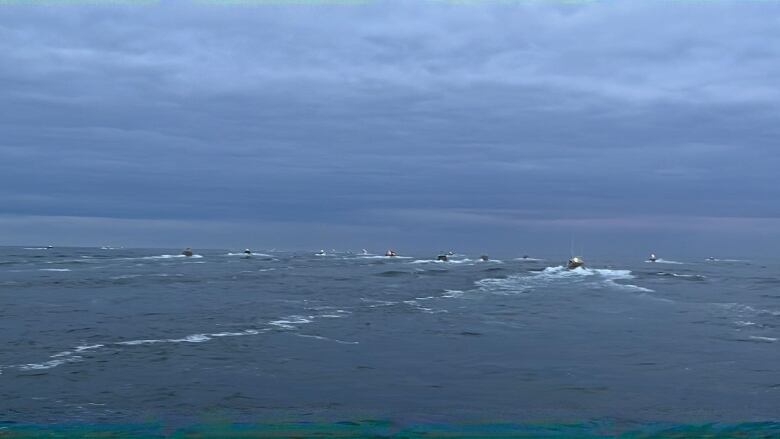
[1,247,778,435]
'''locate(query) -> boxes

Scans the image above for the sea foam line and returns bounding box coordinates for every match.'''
[0,311,339,374]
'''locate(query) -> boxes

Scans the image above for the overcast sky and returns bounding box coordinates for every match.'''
[1,0,779,256]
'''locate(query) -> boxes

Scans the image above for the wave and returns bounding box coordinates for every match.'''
[475,266,653,295]
[1,310,348,374]
[38,268,71,272]
[268,315,313,329]
[514,257,544,262]
[225,252,272,257]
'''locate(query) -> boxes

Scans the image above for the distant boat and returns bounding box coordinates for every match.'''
[182,248,194,257]
[46,245,53,249]
[480,255,489,261]
[385,250,397,257]
[316,250,326,256]
[648,253,658,262]
[243,249,252,257]
[436,254,448,261]
[361,249,369,255]
[567,256,584,269]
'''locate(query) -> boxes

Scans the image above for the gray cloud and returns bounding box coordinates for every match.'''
[1,0,779,254]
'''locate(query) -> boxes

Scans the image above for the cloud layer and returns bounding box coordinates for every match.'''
[2,0,779,254]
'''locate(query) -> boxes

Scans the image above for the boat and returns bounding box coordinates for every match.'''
[361,249,369,255]
[182,248,194,257]
[436,254,448,262]
[567,256,584,269]
[316,250,326,256]
[385,250,397,257]
[648,253,658,262]
[243,248,252,256]
[480,255,489,261]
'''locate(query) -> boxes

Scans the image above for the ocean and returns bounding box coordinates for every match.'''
[1,246,778,437]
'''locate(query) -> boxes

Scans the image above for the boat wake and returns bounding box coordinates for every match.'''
[475,266,654,295]
[646,258,684,265]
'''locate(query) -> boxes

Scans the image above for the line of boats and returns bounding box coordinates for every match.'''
[178,248,673,270]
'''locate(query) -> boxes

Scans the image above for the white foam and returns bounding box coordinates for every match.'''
[317,309,352,318]
[475,265,652,295]
[38,268,71,272]
[23,247,49,250]
[360,298,398,308]
[75,344,104,352]
[514,257,543,262]
[647,258,684,264]
[735,321,757,327]
[749,336,777,342]
[269,316,312,329]
[226,252,272,257]
[168,334,211,343]
[18,357,82,371]
[442,289,465,298]
[117,339,166,346]
[141,254,203,260]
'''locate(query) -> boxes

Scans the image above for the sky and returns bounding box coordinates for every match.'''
[1,0,779,257]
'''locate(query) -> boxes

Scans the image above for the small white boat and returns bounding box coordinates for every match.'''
[648,253,658,262]
[567,256,584,269]
[316,250,326,256]
[182,248,194,257]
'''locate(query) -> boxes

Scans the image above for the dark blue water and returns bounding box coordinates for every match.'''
[1,247,778,431]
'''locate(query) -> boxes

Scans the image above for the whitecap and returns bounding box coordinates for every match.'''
[442,289,465,298]
[168,334,211,343]
[116,339,166,346]
[39,268,71,272]
[75,344,103,352]
[748,336,777,342]
[18,357,82,371]
[269,316,312,329]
